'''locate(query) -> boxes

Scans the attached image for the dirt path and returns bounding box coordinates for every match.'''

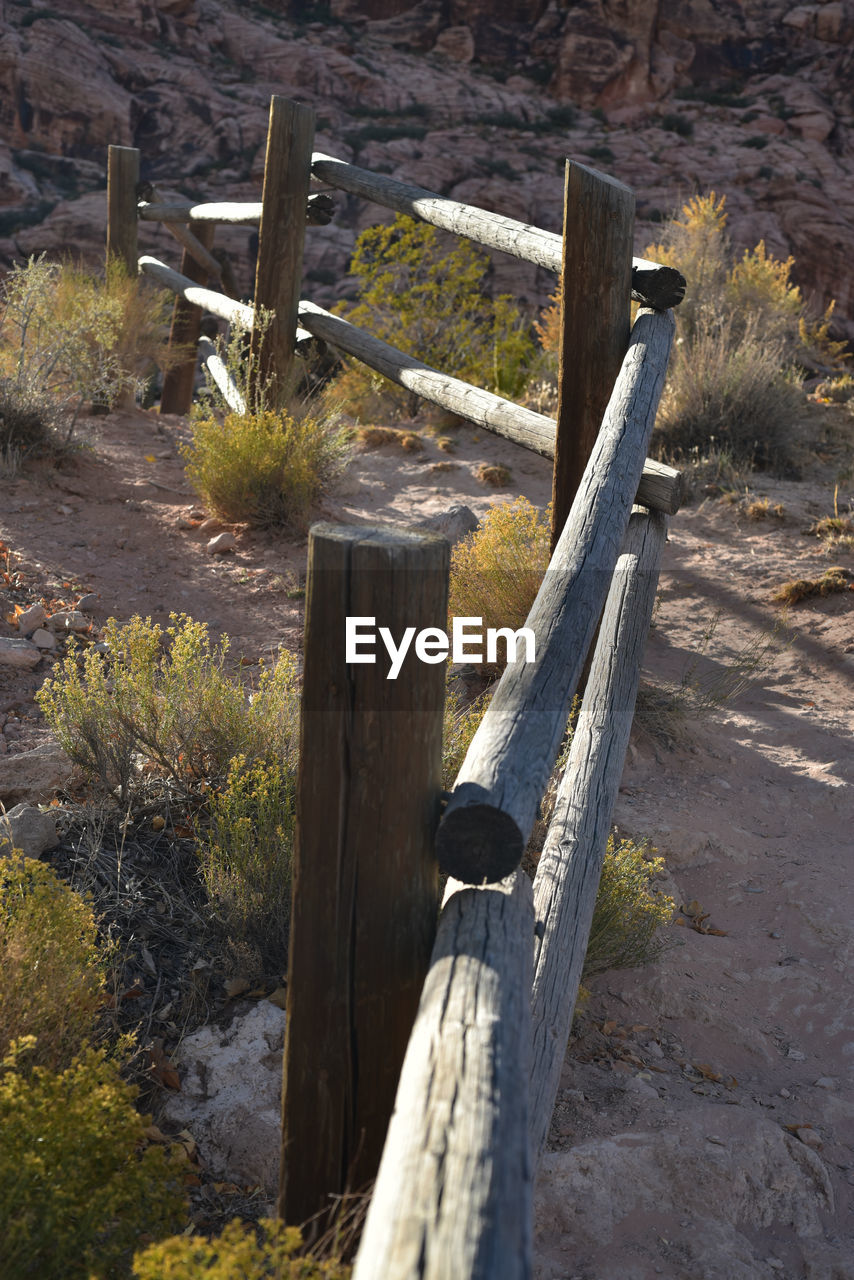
[1,406,852,1276]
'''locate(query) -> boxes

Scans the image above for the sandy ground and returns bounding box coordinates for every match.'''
[1,404,853,1276]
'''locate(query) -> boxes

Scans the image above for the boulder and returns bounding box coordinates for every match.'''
[0,637,41,670]
[535,1103,837,1279]
[0,802,59,859]
[161,1001,286,1196]
[416,504,479,544]
[0,742,75,805]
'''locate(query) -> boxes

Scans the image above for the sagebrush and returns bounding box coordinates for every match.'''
[0,854,105,1071]
[36,614,301,807]
[583,835,674,977]
[0,1039,186,1280]
[133,1219,351,1279]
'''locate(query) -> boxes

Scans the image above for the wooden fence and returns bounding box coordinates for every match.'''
[107,94,683,1277]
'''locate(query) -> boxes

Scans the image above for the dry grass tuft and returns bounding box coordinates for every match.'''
[356,425,423,452]
[476,462,512,487]
[772,566,852,605]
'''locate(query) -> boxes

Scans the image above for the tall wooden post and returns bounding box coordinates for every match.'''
[250,96,315,409]
[281,523,449,1233]
[159,222,216,416]
[550,162,635,551]
[106,145,140,275]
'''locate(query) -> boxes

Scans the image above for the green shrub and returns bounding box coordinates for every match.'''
[0,1040,186,1280]
[332,214,535,419]
[133,1218,351,1279]
[448,498,549,670]
[645,192,849,470]
[182,406,346,528]
[200,755,296,967]
[582,835,674,977]
[36,614,301,807]
[0,854,105,1071]
[0,255,174,454]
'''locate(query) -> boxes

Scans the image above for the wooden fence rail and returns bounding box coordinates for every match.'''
[108,93,684,1278]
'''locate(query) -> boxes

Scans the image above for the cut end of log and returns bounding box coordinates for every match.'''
[631,264,686,311]
[435,801,524,885]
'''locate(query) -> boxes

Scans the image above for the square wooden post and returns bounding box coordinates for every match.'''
[250,96,315,409]
[550,162,635,551]
[106,145,140,275]
[159,222,216,416]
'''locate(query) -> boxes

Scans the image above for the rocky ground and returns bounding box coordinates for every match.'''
[1,0,853,342]
[1,399,853,1275]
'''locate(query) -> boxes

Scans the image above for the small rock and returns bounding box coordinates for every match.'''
[0,803,59,859]
[416,504,479,545]
[207,532,236,555]
[814,1077,838,1090]
[793,1126,823,1151]
[16,603,48,636]
[626,1075,660,1100]
[787,1048,806,1061]
[47,611,90,633]
[0,637,42,670]
[57,503,74,516]
[0,742,74,805]
[199,516,225,533]
[31,628,57,650]
[76,593,99,613]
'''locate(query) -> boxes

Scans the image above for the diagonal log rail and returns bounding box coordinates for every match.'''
[434,306,675,885]
[297,300,682,515]
[528,506,667,1163]
[138,255,317,354]
[353,870,534,1280]
[310,152,685,311]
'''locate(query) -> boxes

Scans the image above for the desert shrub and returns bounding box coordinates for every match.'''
[645,192,848,469]
[654,311,806,472]
[449,498,550,669]
[36,614,301,807]
[133,1218,351,1279]
[0,1039,186,1280]
[200,755,296,967]
[333,214,535,418]
[582,835,674,977]
[0,255,174,454]
[182,406,346,528]
[772,565,851,604]
[0,854,105,1071]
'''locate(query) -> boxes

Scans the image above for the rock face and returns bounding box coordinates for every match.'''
[534,1103,838,1279]
[0,0,852,342]
[0,741,74,805]
[0,802,60,858]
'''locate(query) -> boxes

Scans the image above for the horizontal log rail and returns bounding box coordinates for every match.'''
[137,190,335,226]
[197,336,246,414]
[529,506,666,1162]
[297,299,683,515]
[434,306,675,885]
[310,152,685,311]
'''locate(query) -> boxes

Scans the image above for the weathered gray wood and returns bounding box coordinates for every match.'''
[281,524,447,1232]
[529,507,666,1163]
[434,307,675,885]
[137,191,333,226]
[159,222,216,416]
[311,152,685,310]
[139,255,316,351]
[140,255,254,327]
[106,145,139,274]
[163,219,226,289]
[251,96,315,405]
[353,871,534,1280]
[297,300,682,515]
[551,162,634,548]
[138,200,264,224]
[197,336,246,414]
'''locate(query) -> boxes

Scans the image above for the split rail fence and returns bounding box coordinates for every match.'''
[107,94,684,1278]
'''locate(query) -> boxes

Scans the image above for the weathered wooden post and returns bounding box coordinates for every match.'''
[106,145,140,275]
[159,222,216,416]
[281,523,449,1232]
[250,96,315,409]
[550,162,635,550]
